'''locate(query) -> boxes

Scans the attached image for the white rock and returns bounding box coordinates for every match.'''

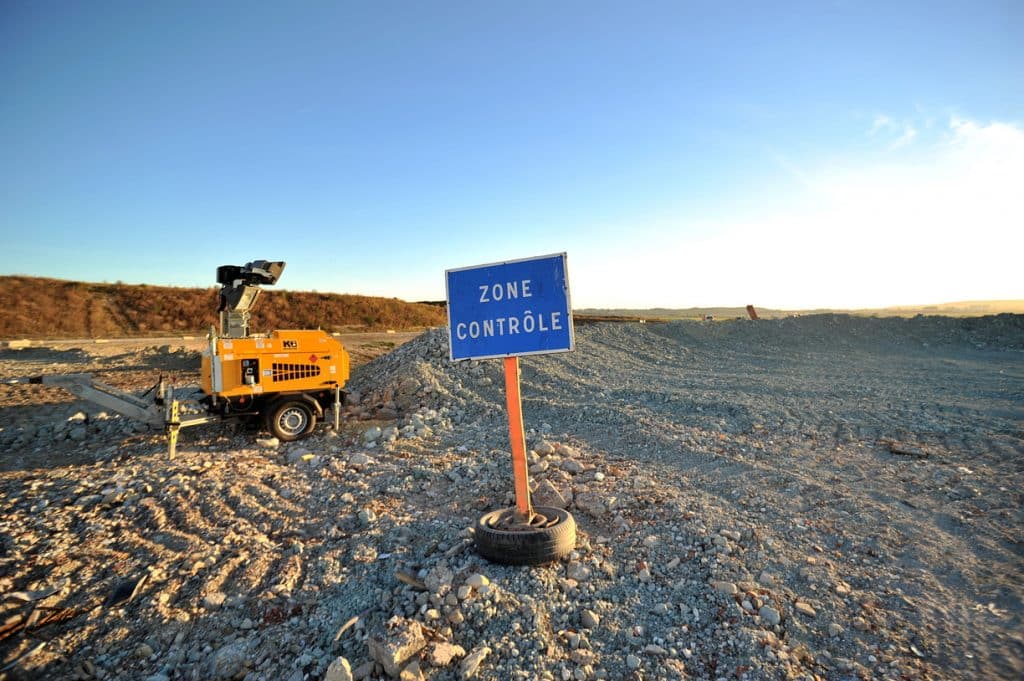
[533,479,569,508]
[626,653,642,669]
[466,573,490,589]
[759,605,781,626]
[324,656,353,681]
[367,618,426,678]
[580,609,600,629]
[349,452,373,466]
[567,562,591,582]
[533,441,556,456]
[460,645,491,678]
[561,459,584,474]
[208,641,247,679]
[429,642,466,666]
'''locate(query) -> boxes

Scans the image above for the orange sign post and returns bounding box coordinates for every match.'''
[503,356,532,519]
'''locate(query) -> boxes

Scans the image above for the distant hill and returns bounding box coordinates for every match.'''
[577,300,1024,321]
[0,276,447,339]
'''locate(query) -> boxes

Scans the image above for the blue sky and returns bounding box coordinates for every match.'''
[2,1,1021,308]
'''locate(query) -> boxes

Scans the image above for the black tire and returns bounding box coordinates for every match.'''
[267,399,317,442]
[474,506,576,566]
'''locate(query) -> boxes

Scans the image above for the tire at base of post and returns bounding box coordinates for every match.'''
[474,506,576,566]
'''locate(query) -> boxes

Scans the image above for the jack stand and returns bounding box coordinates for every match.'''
[166,398,180,459]
[333,385,341,432]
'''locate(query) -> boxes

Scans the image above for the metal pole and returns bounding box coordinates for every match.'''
[503,356,532,519]
[333,384,341,431]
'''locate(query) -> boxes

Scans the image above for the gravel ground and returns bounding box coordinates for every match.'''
[0,315,1021,681]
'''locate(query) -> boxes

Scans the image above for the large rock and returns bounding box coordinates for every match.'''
[429,642,466,666]
[459,645,490,679]
[573,492,607,517]
[561,458,585,474]
[349,452,373,467]
[533,440,556,456]
[759,605,782,626]
[206,641,248,679]
[367,617,426,677]
[533,479,571,509]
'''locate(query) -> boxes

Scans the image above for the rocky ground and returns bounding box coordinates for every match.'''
[0,315,1021,680]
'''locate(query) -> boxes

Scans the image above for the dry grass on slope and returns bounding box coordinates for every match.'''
[0,276,447,338]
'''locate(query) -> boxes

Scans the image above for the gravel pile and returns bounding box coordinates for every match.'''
[1,315,1021,680]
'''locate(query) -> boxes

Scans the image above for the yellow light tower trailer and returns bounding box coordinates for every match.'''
[27,260,350,456]
[200,260,350,442]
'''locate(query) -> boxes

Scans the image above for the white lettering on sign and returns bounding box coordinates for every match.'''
[454,311,563,341]
[478,280,533,303]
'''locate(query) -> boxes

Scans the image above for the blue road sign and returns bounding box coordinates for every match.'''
[446,253,575,361]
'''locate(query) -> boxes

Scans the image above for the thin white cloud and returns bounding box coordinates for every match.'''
[868,114,893,135]
[890,124,917,148]
[868,113,919,149]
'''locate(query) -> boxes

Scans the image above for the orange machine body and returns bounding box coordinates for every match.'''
[201,329,349,405]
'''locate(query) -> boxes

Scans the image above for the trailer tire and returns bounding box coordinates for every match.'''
[474,506,576,566]
[267,399,317,441]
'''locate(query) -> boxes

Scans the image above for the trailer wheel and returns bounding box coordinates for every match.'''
[474,506,576,566]
[267,400,317,441]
